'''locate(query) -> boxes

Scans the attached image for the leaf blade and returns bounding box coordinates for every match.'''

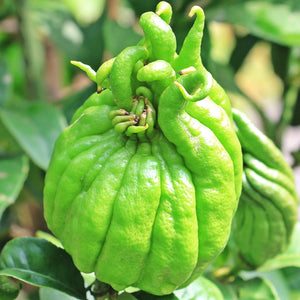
[0,155,29,219]
[0,102,67,170]
[0,237,86,299]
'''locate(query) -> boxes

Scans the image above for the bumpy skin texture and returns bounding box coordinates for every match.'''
[44,2,243,296]
[231,109,298,268]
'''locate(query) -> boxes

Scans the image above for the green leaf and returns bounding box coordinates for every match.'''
[206,2,300,46]
[237,277,279,300]
[0,119,23,156]
[239,270,291,299]
[0,102,67,170]
[40,287,79,300]
[103,19,142,56]
[271,43,290,81]
[281,267,300,291]
[36,4,83,60]
[208,61,240,93]
[0,237,86,299]
[0,275,21,300]
[118,292,138,300]
[174,277,224,300]
[62,85,96,123]
[133,290,178,300]
[0,155,29,219]
[0,57,12,107]
[258,222,300,271]
[229,35,258,72]
[214,280,238,300]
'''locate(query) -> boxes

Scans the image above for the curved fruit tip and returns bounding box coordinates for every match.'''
[188,5,205,22]
[70,60,96,83]
[155,1,172,24]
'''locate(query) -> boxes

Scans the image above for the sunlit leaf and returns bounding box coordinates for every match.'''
[0,237,86,299]
[0,155,29,219]
[40,287,79,300]
[174,276,224,300]
[0,102,67,170]
[206,2,300,46]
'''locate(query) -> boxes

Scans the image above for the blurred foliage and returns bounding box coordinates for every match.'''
[0,0,299,299]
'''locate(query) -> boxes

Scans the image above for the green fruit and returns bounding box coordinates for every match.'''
[231,109,298,268]
[44,2,242,295]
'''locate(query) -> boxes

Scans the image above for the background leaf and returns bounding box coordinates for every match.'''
[0,57,12,107]
[0,237,86,299]
[237,277,279,300]
[103,19,142,57]
[0,275,21,300]
[174,276,224,300]
[40,287,80,300]
[0,155,29,219]
[206,2,300,46]
[0,102,67,170]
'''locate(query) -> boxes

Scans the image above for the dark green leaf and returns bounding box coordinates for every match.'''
[103,19,142,57]
[36,6,83,60]
[0,102,67,170]
[62,85,96,123]
[229,35,258,72]
[0,57,12,107]
[0,119,22,156]
[291,86,300,126]
[174,277,224,300]
[133,290,178,300]
[206,2,300,46]
[0,275,21,300]
[208,61,240,93]
[0,237,86,299]
[0,155,29,219]
[291,147,300,167]
[118,292,138,300]
[271,43,290,81]
[127,0,160,16]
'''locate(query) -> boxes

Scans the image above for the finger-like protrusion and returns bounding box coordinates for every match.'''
[140,12,176,63]
[71,61,96,82]
[96,58,115,92]
[114,120,137,133]
[155,1,172,24]
[112,115,136,126]
[174,70,212,101]
[137,60,175,82]
[136,86,153,102]
[174,5,205,71]
[110,46,148,111]
[109,109,129,119]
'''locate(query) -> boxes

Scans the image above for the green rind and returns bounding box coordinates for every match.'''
[95,142,161,290]
[136,133,198,295]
